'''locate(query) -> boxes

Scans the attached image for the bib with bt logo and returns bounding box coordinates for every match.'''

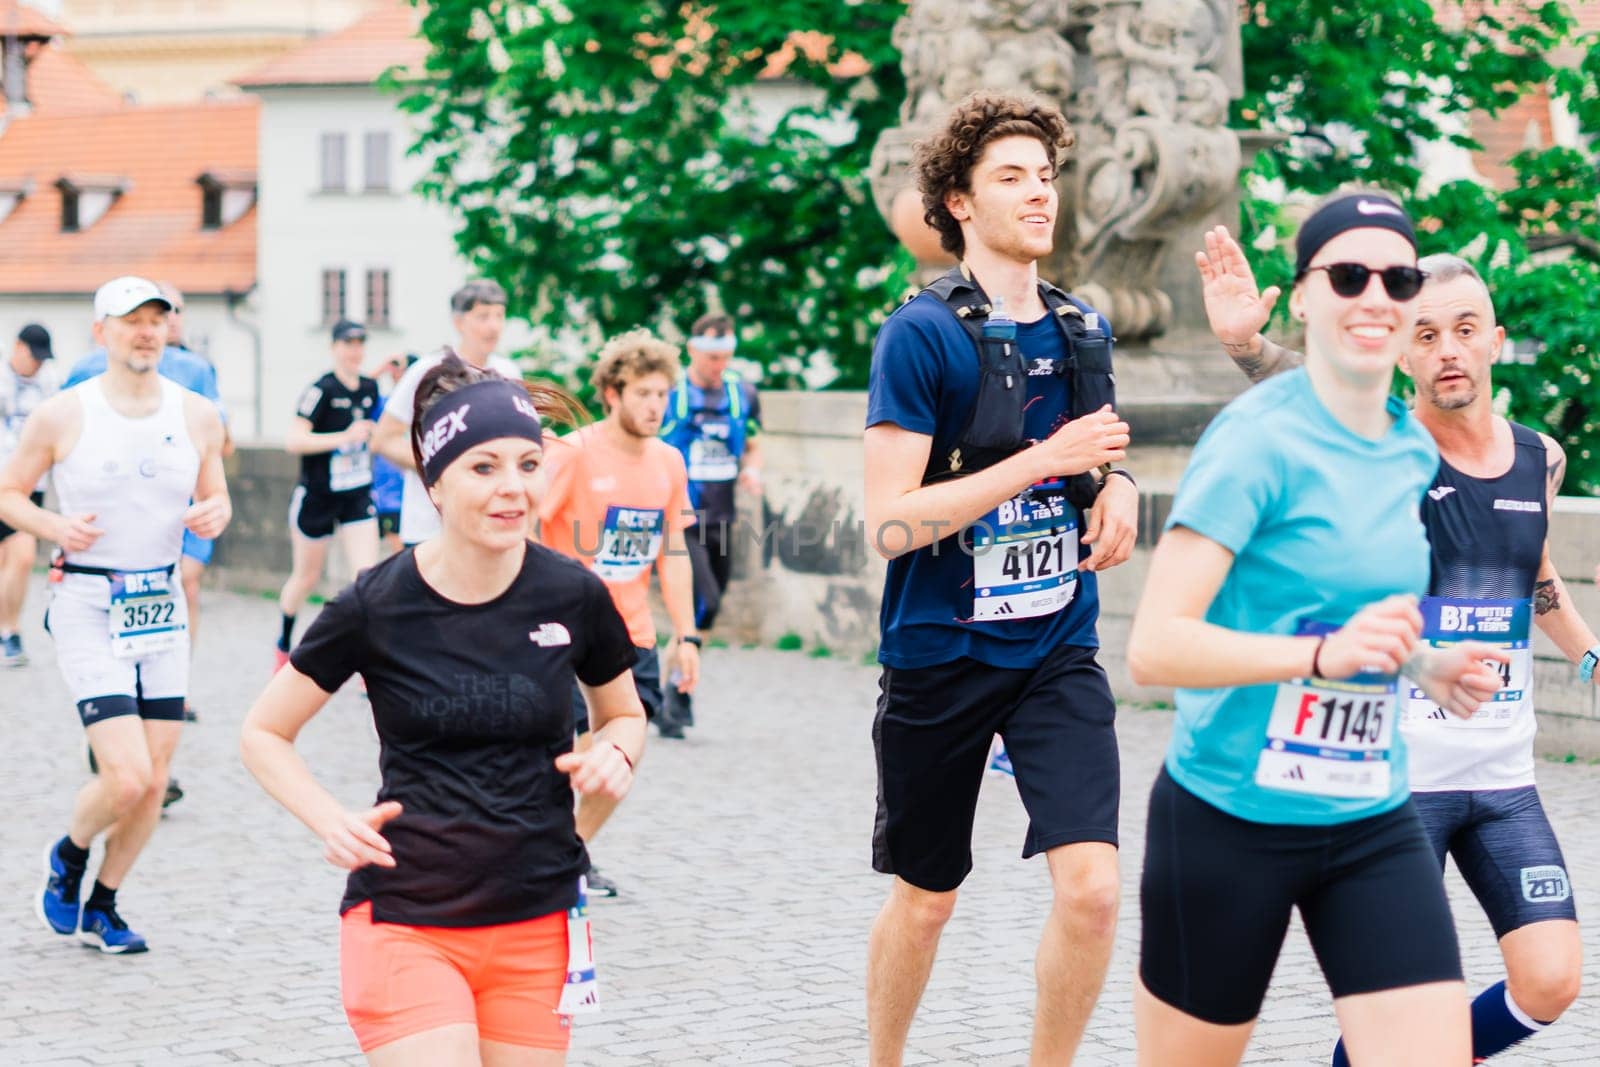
[970,478,1077,622]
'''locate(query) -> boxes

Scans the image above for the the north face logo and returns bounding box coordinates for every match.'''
[529,622,572,647]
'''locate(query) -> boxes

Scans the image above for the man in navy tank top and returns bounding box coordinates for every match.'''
[1200,231,1588,1063]
[0,276,231,955]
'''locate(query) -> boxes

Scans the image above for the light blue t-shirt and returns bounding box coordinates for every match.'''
[1163,367,1439,825]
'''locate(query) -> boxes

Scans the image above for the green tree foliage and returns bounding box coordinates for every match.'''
[396,1,909,394]
[1235,2,1600,490]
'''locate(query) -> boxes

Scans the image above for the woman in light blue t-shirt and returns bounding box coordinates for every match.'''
[1126,193,1508,1066]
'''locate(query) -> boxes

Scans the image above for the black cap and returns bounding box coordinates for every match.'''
[18,323,52,361]
[331,319,367,342]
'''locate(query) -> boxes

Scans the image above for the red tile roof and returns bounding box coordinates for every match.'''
[0,98,258,294]
[11,43,124,114]
[0,1,67,40]
[234,1,426,88]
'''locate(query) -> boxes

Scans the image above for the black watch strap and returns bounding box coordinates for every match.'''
[680,635,703,647]
[1101,468,1136,491]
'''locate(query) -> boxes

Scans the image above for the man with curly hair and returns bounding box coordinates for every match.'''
[862,90,1138,1064]
[539,328,701,896]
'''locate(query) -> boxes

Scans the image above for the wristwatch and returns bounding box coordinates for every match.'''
[1580,647,1600,683]
[679,634,703,648]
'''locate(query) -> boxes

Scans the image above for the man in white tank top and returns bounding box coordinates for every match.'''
[0,276,230,955]
[370,279,521,545]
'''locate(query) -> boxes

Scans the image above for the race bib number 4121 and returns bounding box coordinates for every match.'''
[970,481,1077,622]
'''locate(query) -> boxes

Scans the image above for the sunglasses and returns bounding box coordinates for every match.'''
[1297,262,1427,301]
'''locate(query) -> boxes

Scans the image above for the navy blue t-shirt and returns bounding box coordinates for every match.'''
[866,291,1102,670]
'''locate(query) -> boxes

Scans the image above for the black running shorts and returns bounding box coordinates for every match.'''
[1414,787,1577,939]
[1140,767,1463,1025]
[871,643,1119,893]
[290,486,375,540]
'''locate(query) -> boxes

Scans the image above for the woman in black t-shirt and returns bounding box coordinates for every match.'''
[242,358,644,1064]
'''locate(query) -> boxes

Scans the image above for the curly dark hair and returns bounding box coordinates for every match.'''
[409,351,587,477]
[589,329,680,413]
[913,90,1075,259]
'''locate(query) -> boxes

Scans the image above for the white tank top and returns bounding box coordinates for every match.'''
[53,377,199,576]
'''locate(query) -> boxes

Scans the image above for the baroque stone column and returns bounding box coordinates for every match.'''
[869,0,1272,478]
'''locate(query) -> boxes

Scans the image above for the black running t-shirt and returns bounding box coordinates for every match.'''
[294,372,379,495]
[290,541,637,927]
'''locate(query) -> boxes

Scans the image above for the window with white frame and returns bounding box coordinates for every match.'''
[366,269,392,328]
[321,269,347,325]
[363,131,392,192]
[319,132,347,193]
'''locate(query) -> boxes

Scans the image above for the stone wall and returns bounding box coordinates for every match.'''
[208,394,1600,755]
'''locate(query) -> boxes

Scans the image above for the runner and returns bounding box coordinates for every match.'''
[371,280,520,546]
[657,312,763,730]
[1127,193,1507,1065]
[273,320,379,668]
[539,328,700,897]
[241,359,644,1063]
[863,91,1137,1066]
[371,354,415,556]
[0,324,61,667]
[0,276,229,954]
[1198,226,1586,1063]
[65,282,225,724]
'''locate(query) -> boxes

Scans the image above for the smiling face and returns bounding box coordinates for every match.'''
[1400,274,1504,414]
[93,301,170,376]
[429,437,543,551]
[944,134,1057,265]
[605,371,672,440]
[1290,227,1419,384]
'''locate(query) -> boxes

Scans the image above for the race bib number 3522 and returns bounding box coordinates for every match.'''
[108,567,184,660]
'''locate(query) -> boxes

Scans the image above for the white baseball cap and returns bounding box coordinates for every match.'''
[93,276,173,321]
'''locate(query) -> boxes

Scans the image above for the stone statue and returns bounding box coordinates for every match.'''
[870,0,1244,341]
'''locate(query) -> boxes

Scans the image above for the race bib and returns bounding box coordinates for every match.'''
[108,567,184,659]
[971,480,1077,621]
[1403,596,1532,730]
[592,506,664,583]
[329,443,372,492]
[1256,620,1395,799]
[686,436,739,482]
[556,876,599,1017]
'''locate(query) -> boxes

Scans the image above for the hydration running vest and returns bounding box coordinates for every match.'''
[918,265,1116,510]
[659,375,749,478]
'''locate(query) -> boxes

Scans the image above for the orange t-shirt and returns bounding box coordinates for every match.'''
[538,424,693,647]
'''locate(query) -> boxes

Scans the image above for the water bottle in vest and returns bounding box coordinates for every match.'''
[963,296,1028,452]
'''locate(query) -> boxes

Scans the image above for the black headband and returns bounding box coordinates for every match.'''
[417,378,543,487]
[1295,194,1417,276]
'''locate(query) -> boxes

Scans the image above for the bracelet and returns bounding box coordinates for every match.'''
[679,634,703,648]
[608,741,635,773]
[1310,636,1326,678]
[1101,468,1136,491]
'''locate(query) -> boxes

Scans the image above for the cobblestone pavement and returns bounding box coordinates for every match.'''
[3,578,1600,1065]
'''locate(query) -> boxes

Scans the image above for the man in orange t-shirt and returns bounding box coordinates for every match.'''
[540,328,701,896]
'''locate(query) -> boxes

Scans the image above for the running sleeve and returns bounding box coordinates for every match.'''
[289,583,370,693]
[865,309,943,435]
[1164,411,1280,555]
[295,381,327,423]
[575,574,639,687]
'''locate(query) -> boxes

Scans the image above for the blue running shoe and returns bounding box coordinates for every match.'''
[1,632,26,668]
[36,838,84,936]
[987,738,1015,778]
[78,904,147,954]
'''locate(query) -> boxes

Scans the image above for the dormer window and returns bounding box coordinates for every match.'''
[0,180,29,225]
[196,170,257,230]
[55,175,126,233]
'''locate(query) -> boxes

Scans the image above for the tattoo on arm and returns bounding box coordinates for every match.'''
[1224,337,1304,385]
[1547,452,1566,502]
[1534,578,1561,615]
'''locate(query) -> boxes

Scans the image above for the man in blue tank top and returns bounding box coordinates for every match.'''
[1201,232,1590,1063]
[656,312,762,731]
[864,91,1138,1065]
